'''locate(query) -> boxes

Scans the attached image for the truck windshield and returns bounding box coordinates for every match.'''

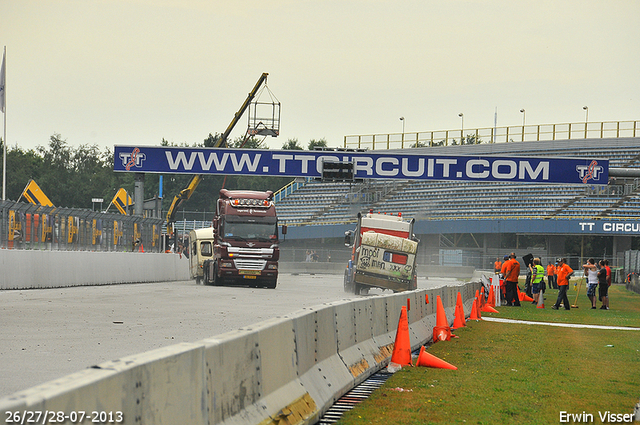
[222,217,278,242]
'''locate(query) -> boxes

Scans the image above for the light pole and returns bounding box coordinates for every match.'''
[583,106,589,138]
[399,117,405,145]
[458,113,464,144]
[520,109,526,141]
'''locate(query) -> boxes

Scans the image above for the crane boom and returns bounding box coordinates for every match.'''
[217,72,268,148]
[166,73,270,236]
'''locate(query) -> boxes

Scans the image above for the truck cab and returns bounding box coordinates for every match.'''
[189,227,214,285]
[204,189,279,288]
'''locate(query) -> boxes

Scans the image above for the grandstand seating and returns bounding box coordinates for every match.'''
[275,138,640,225]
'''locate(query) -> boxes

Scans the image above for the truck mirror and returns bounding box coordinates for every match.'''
[212,218,218,229]
[344,230,353,247]
[281,224,287,235]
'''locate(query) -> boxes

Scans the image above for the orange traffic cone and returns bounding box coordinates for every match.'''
[452,292,466,330]
[390,306,412,366]
[433,296,452,342]
[518,286,534,302]
[469,294,481,321]
[480,286,486,307]
[487,285,496,307]
[415,345,457,370]
[139,243,144,253]
[537,290,545,309]
[481,302,499,313]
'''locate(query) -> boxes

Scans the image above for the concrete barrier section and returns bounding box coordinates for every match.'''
[0,343,206,425]
[202,316,315,425]
[294,303,353,420]
[335,299,382,383]
[0,281,481,425]
[0,250,190,290]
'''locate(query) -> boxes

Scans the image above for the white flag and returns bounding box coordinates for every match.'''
[0,50,5,113]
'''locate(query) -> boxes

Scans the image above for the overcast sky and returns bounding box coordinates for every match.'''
[1,0,638,153]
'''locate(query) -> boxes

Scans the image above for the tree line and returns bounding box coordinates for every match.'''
[0,134,329,215]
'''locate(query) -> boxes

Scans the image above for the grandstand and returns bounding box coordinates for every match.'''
[275,138,640,225]
[275,137,640,271]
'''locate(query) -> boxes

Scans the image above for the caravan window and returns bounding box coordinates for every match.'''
[200,241,212,256]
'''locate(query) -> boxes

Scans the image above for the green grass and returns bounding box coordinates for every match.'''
[336,285,640,424]
[495,279,640,328]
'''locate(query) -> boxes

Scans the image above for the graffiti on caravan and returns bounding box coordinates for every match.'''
[113,146,609,185]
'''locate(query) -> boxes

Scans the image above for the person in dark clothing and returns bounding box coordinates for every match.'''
[552,258,574,310]
[501,253,521,306]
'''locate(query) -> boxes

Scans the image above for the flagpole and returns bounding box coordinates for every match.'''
[2,46,6,200]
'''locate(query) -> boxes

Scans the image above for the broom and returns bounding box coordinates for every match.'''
[571,277,584,308]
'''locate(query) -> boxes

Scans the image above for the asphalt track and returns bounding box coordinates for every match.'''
[0,273,461,397]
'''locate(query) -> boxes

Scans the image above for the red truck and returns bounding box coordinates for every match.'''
[203,189,280,288]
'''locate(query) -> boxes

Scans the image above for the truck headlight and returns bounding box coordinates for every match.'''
[267,264,278,270]
[220,261,234,268]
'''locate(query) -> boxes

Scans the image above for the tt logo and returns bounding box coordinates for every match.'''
[119,148,146,171]
[576,160,603,183]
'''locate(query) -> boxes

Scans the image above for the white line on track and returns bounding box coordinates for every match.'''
[482,317,640,331]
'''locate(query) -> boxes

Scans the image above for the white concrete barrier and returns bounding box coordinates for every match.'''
[0,281,481,425]
[0,251,474,290]
[1,343,206,425]
[0,250,190,289]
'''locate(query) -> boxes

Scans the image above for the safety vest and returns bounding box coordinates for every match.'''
[532,264,544,284]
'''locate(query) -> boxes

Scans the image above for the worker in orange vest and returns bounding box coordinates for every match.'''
[494,257,502,273]
[552,257,574,310]
[546,261,557,289]
[501,253,521,306]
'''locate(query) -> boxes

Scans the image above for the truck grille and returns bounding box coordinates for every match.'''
[234,259,267,270]
[228,247,274,255]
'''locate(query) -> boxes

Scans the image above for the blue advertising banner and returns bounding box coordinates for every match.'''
[113,145,609,185]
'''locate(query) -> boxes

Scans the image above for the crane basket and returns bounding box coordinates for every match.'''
[248,84,280,137]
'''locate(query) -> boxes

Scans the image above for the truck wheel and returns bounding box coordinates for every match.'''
[211,264,220,286]
[201,261,210,285]
[264,279,277,289]
[203,262,219,286]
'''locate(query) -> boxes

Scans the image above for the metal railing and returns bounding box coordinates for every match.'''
[273,178,308,204]
[344,120,640,150]
[0,200,164,252]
